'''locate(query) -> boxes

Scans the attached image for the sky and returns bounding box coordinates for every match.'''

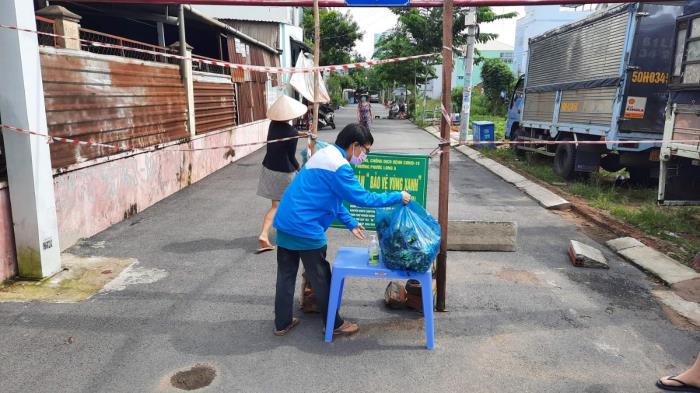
[344,6,524,59]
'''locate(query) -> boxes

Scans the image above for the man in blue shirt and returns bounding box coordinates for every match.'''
[272,123,411,337]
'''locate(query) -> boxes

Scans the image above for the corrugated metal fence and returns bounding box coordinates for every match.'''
[193,73,238,135]
[41,49,189,168]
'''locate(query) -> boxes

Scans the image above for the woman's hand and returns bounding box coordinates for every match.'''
[351,224,366,240]
[401,191,412,205]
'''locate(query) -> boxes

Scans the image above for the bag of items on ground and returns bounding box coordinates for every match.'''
[376,201,441,273]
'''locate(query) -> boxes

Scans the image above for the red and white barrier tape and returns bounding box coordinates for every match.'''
[469,139,700,146]
[0,23,437,74]
[0,124,123,150]
[0,123,309,153]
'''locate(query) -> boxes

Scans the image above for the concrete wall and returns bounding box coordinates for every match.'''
[0,184,17,282]
[53,120,268,251]
[0,113,267,284]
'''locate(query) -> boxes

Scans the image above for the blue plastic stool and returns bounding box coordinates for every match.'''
[324,247,435,350]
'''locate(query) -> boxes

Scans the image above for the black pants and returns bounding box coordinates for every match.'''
[275,246,344,331]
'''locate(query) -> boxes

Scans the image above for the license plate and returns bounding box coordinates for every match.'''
[649,149,660,162]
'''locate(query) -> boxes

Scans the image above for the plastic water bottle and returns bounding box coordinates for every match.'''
[368,234,380,266]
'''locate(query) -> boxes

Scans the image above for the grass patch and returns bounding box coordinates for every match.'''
[481,147,700,265]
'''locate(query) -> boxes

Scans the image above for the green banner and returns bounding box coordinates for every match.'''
[332,153,429,231]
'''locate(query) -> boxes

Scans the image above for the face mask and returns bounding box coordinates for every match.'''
[350,145,367,166]
[361,97,367,102]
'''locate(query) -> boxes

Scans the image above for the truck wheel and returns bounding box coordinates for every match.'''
[511,128,526,157]
[554,138,576,180]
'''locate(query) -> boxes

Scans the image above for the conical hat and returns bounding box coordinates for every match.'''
[267,95,308,121]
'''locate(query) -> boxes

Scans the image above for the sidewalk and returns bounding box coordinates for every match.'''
[0,108,698,393]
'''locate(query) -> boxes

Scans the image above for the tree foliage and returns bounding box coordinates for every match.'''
[481,58,515,116]
[303,8,363,66]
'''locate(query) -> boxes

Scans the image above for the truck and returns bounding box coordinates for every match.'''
[658,1,700,204]
[506,3,685,182]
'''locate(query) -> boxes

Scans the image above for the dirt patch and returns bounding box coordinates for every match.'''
[672,278,700,303]
[659,303,698,330]
[495,268,540,286]
[484,154,693,268]
[0,254,134,303]
[170,364,216,391]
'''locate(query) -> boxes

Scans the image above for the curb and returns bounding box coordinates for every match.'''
[423,126,571,210]
[606,237,700,286]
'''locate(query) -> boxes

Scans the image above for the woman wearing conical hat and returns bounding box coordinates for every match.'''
[256,95,307,254]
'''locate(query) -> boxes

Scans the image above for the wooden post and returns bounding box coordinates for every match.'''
[312,0,320,137]
[436,0,453,312]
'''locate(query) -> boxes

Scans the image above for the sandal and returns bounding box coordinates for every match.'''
[656,376,700,392]
[255,246,275,254]
[274,318,300,336]
[255,239,275,254]
[332,321,359,336]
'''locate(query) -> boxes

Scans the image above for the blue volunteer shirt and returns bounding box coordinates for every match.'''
[273,144,403,251]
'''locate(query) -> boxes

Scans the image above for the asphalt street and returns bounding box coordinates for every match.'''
[0,106,698,393]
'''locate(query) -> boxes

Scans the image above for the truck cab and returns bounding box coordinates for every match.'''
[506,75,525,140]
[658,1,700,204]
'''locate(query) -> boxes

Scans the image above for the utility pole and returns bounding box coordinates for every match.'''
[458,7,477,145]
[311,0,320,138]
[437,0,453,312]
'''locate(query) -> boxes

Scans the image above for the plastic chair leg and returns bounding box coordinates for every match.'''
[336,278,345,313]
[324,273,343,343]
[419,272,435,350]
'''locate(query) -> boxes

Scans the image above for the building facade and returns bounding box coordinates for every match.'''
[513,5,595,76]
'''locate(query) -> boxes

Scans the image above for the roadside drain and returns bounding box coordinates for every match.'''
[170,364,216,391]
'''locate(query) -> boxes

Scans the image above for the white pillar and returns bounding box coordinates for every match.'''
[458,7,477,145]
[0,0,61,278]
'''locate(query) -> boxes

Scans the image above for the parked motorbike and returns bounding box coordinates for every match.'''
[388,102,400,119]
[317,103,336,130]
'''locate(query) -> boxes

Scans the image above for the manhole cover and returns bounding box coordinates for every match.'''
[170,364,216,391]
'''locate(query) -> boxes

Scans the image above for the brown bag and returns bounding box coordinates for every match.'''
[384,281,408,309]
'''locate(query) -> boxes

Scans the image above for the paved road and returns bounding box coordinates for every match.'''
[1,107,698,393]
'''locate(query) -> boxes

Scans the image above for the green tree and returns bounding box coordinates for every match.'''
[303,9,363,66]
[390,7,518,58]
[372,7,517,117]
[481,58,515,116]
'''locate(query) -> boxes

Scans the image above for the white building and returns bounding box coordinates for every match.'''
[513,5,595,76]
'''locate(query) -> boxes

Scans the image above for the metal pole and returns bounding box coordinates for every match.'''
[179,5,196,136]
[458,7,477,144]
[436,0,453,312]
[311,0,320,137]
[422,71,428,125]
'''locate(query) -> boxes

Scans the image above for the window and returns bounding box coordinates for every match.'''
[677,18,700,85]
[674,28,687,76]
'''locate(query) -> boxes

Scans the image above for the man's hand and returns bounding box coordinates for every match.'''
[401,191,412,205]
[351,224,366,240]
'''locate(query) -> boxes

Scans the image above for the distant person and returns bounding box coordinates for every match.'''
[357,95,373,130]
[657,352,700,391]
[398,100,406,119]
[271,123,411,337]
[255,96,307,254]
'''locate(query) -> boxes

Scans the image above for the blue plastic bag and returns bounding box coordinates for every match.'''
[301,139,329,166]
[375,201,441,273]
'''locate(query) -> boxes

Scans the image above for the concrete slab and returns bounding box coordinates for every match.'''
[568,240,608,269]
[653,290,700,327]
[518,182,572,210]
[606,237,645,252]
[618,246,700,285]
[447,220,517,251]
